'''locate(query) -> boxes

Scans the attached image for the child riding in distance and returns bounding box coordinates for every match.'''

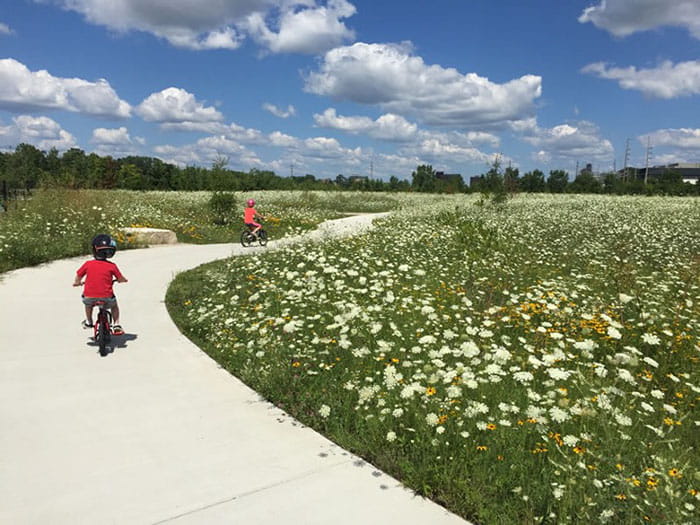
[73,234,128,335]
[244,198,266,237]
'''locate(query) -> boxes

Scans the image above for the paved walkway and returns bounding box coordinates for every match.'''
[0,215,469,525]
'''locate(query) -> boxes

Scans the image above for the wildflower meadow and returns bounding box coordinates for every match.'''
[167,194,700,524]
[0,189,399,273]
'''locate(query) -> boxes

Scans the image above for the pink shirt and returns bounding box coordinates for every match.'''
[244,207,257,223]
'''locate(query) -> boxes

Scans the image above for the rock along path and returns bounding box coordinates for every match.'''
[0,214,470,525]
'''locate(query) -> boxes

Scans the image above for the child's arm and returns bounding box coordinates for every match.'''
[73,265,85,287]
[114,267,128,284]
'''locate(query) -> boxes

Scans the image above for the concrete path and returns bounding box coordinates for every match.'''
[0,215,469,525]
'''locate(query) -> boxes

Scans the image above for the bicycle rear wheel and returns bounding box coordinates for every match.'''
[97,312,109,356]
[240,230,254,247]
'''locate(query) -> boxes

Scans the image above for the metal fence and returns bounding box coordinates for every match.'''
[1,180,33,212]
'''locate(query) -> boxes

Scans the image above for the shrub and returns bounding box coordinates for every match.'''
[208,191,237,225]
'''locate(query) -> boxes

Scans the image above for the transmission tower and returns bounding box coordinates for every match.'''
[623,139,631,182]
[644,136,653,185]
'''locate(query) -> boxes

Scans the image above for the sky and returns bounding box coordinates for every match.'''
[1,0,699,181]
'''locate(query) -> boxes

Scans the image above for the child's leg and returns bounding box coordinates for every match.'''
[110,303,120,325]
[84,304,94,324]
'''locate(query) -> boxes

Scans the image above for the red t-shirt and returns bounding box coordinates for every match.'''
[76,259,124,298]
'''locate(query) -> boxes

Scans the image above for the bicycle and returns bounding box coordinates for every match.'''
[92,300,113,356]
[240,223,268,247]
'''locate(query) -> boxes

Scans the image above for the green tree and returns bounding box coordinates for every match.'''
[8,143,45,188]
[411,164,436,192]
[520,169,545,192]
[547,170,569,193]
[571,171,601,193]
[503,166,520,194]
[118,163,144,190]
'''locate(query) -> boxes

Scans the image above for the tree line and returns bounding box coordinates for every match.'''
[1,143,697,196]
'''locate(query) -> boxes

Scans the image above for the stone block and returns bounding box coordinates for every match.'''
[120,227,177,245]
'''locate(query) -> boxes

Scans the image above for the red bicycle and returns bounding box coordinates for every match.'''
[93,300,113,356]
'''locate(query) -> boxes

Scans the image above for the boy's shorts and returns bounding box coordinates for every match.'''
[246,221,260,229]
[82,295,117,307]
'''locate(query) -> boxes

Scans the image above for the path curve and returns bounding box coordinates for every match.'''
[0,214,469,525]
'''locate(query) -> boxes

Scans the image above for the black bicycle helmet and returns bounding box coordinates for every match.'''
[92,234,116,260]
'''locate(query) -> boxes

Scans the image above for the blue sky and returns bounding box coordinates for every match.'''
[1,0,699,180]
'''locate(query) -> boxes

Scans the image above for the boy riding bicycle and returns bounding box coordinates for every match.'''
[73,234,128,335]
[244,198,266,237]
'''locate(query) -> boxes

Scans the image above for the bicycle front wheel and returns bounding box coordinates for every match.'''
[258,229,268,246]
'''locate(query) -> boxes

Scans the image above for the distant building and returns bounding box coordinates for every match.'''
[620,163,700,185]
[349,175,369,184]
[578,163,593,176]
[435,171,462,183]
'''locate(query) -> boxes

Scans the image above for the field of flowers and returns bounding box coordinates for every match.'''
[167,194,700,524]
[0,189,400,273]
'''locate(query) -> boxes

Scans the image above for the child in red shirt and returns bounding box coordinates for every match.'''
[244,198,266,237]
[73,234,128,334]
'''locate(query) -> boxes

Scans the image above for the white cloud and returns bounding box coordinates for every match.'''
[245,0,355,54]
[263,103,296,118]
[0,58,131,117]
[304,42,541,128]
[639,128,700,150]
[90,126,142,157]
[403,138,491,165]
[137,87,223,124]
[268,130,298,147]
[154,135,262,167]
[0,22,14,35]
[314,108,418,141]
[0,115,77,151]
[520,120,614,162]
[91,126,132,145]
[579,0,700,39]
[582,60,700,98]
[47,0,356,53]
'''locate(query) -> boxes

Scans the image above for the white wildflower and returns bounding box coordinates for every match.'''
[550,407,570,423]
[642,356,659,368]
[641,333,660,345]
[615,413,632,426]
[607,326,622,340]
[513,371,534,383]
[619,293,634,304]
[562,435,578,447]
[547,367,572,380]
[425,413,439,426]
